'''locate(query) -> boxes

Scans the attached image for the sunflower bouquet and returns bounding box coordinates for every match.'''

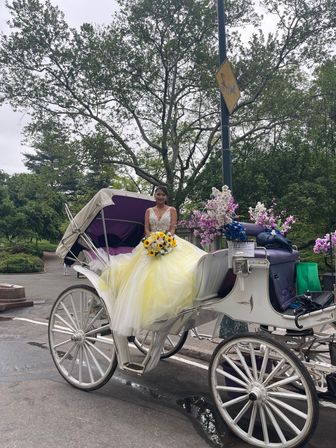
[142,231,177,256]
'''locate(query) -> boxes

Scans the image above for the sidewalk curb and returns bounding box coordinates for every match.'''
[177,346,213,363]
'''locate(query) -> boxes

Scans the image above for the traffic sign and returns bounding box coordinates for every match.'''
[215,59,240,114]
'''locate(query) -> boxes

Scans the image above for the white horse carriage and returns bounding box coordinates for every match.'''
[49,188,336,447]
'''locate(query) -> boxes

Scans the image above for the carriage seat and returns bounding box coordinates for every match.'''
[255,248,299,311]
[84,246,134,261]
[194,249,231,302]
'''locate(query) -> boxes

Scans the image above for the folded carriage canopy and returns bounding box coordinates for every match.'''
[56,188,155,265]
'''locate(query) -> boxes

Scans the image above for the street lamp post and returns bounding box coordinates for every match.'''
[217,0,247,338]
[217,0,232,190]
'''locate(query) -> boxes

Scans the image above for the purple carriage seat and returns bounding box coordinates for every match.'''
[86,246,134,260]
[241,222,299,311]
[255,247,299,311]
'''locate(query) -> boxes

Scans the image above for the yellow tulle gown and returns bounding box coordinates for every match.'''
[99,208,206,336]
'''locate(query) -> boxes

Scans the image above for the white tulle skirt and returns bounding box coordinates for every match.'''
[97,236,206,335]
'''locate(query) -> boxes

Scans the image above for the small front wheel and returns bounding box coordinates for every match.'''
[133,330,188,359]
[209,332,319,448]
[48,285,117,391]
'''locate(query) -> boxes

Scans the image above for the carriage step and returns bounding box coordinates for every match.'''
[286,328,314,337]
[123,362,144,374]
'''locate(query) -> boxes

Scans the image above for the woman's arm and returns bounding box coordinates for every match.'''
[144,208,151,236]
[169,207,177,234]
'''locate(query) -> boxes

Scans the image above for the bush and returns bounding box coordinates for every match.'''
[4,244,43,257]
[0,252,44,273]
[0,240,58,258]
[36,240,58,252]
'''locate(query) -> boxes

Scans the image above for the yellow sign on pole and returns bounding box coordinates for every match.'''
[215,59,240,114]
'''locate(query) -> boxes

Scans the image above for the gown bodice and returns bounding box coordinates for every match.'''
[149,207,171,233]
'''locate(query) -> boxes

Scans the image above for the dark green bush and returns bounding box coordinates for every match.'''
[0,253,44,273]
[36,240,58,252]
[5,244,43,257]
[0,240,57,258]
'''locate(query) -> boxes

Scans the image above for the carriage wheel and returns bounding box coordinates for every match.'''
[133,330,188,359]
[209,333,319,448]
[299,321,336,394]
[48,285,117,391]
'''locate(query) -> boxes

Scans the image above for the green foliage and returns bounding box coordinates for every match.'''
[0,252,44,273]
[1,240,57,257]
[0,173,65,242]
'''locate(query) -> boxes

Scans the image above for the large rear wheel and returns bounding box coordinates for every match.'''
[209,333,319,447]
[48,285,117,391]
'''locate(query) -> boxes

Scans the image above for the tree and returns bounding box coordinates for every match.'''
[4,173,65,241]
[1,0,335,210]
[23,119,85,198]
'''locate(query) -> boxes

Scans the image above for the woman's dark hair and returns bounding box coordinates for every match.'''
[155,185,168,196]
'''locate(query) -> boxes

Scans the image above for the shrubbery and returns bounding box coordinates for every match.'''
[0,252,44,273]
[0,240,57,273]
[3,240,58,258]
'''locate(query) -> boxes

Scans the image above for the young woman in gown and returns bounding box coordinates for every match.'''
[99,186,206,336]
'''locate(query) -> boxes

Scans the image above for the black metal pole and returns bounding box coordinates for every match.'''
[217,1,247,339]
[217,0,232,190]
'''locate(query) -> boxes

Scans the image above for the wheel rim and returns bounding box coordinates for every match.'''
[210,336,317,447]
[49,286,116,389]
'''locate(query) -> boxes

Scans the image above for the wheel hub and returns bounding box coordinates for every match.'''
[71,330,85,344]
[248,384,266,402]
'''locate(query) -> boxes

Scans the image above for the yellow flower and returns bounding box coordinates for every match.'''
[148,250,155,256]
[143,239,150,247]
[158,231,164,238]
[167,236,172,243]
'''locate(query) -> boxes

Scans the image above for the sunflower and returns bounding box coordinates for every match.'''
[148,250,155,256]
[143,239,150,247]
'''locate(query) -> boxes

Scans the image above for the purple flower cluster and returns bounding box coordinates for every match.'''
[313,231,336,254]
[248,202,295,235]
[180,186,238,246]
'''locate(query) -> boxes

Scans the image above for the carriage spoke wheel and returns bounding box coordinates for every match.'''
[133,330,188,359]
[48,285,117,391]
[209,333,319,448]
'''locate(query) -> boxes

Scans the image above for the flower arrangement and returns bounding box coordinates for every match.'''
[248,201,295,236]
[222,221,247,242]
[142,231,176,256]
[180,186,239,246]
[313,231,336,254]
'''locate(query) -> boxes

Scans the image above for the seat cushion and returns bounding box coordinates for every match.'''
[194,249,229,300]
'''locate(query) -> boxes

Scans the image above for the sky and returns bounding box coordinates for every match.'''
[0,0,119,174]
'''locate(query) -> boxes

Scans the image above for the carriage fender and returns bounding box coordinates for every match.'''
[73,265,114,318]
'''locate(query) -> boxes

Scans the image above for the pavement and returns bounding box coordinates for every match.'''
[0,251,221,362]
